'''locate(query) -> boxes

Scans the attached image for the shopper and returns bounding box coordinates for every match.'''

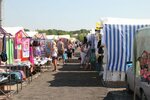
[67,40,73,62]
[80,43,87,68]
[51,41,58,72]
[57,39,65,64]
[29,43,34,73]
[98,45,104,71]
[84,41,92,70]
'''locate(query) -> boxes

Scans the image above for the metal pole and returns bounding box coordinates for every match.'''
[0,0,2,26]
[133,36,137,100]
[0,0,1,64]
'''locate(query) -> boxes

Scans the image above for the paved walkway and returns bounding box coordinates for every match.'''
[12,63,108,100]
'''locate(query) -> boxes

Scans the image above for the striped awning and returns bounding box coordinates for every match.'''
[103,24,149,72]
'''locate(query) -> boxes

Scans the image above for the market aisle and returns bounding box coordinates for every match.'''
[12,62,108,100]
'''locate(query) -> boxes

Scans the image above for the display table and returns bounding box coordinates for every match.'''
[0,64,32,94]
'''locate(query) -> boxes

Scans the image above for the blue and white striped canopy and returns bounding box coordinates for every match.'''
[103,24,148,72]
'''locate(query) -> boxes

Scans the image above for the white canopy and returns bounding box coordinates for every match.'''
[3,27,27,37]
[101,17,150,25]
[26,31,38,37]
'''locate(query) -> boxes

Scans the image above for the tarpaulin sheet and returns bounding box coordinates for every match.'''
[103,24,148,72]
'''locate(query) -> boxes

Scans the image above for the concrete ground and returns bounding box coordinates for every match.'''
[12,63,108,100]
[10,48,134,100]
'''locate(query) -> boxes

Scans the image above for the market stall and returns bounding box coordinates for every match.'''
[32,33,51,72]
[101,18,150,81]
[4,27,32,81]
[0,27,20,98]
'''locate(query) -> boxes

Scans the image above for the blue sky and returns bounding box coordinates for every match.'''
[2,0,150,31]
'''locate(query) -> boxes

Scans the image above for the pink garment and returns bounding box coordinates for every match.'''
[29,47,34,64]
[20,70,26,80]
[0,68,6,73]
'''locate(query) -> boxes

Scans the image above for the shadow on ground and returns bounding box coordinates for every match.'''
[103,90,135,100]
[47,62,135,100]
[59,63,82,71]
[48,63,103,87]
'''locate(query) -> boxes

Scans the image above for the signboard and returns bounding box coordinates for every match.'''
[22,38,30,58]
[15,30,23,44]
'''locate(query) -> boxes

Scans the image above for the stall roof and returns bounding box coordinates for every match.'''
[3,27,29,37]
[58,35,70,39]
[26,31,38,37]
[47,35,70,40]
[34,33,47,39]
[0,27,11,36]
[46,35,56,40]
[101,17,150,25]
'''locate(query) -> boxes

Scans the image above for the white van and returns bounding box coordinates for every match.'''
[126,27,150,100]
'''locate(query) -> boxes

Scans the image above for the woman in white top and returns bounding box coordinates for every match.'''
[80,43,87,68]
[51,41,58,71]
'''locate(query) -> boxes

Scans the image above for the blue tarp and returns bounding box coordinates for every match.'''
[103,24,149,72]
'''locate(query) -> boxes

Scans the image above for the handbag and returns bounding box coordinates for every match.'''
[58,49,64,55]
[1,35,7,62]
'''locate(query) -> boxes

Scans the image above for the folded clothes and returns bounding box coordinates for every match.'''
[0,74,9,84]
[34,57,52,66]
[0,76,8,82]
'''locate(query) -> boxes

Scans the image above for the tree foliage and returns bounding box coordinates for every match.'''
[24,28,30,32]
[36,29,89,41]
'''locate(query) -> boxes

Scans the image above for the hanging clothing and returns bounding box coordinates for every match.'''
[29,46,34,65]
[34,47,41,57]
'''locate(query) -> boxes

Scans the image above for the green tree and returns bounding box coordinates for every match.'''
[77,34,86,42]
[24,29,30,32]
[37,29,90,39]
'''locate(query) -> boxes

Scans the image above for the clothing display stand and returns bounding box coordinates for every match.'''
[1,35,49,99]
[32,38,48,72]
[0,67,13,99]
[9,64,21,93]
[0,65,11,99]
[0,28,39,99]
[0,27,15,99]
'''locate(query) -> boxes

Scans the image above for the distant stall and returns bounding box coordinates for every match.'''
[33,33,47,57]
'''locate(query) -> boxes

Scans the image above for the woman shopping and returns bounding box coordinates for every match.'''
[51,41,58,72]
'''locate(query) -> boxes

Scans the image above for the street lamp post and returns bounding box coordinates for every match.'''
[0,0,2,26]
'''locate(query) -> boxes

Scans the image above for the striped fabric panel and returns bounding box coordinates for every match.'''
[104,24,147,72]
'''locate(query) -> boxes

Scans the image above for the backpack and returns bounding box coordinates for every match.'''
[1,35,7,62]
[1,51,7,62]
[10,71,22,83]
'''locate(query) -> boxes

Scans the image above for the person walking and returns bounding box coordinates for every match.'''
[80,43,87,68]
[67,40,73,62]
[51,41,58,72]
[57,39,65,64]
